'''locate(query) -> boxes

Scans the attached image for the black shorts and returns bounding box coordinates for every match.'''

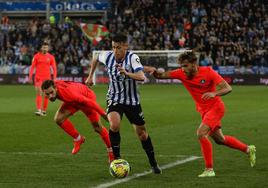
[106,101,145,126]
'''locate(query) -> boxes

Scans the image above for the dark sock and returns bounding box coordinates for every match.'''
[109,129,121,158]
[141,136,157,167]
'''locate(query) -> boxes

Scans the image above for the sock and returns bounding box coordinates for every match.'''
[42,97,49,112]
[224,135,248,153]
[109,129,121,159]
[59,119,79,139]
[36,95,42,110]
[199,137,213,169]
[98,127,111,148]
[141,136,157,167]
[74,135,81,141]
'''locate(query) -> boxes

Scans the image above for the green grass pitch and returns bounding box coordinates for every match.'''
[0,84,267,188]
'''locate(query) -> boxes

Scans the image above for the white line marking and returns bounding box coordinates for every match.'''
[93,156,200,188]
[0,151,187,158]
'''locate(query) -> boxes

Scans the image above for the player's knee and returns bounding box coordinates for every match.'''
[54,116,64,125]
[109,122,120,132]
[137,130,147,141]
[92,123,102,133]
[197,131,206,139]
[213,137,225,145]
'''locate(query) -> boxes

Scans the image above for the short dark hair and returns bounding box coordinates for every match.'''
[41,80,55,90]
[42,41,49,46]
[178,51,198,64]
[112,33,127,43]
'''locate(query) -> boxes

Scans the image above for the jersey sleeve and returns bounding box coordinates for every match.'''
[208,67,224,85]
[130,54,143,72]
[168,69,182,79]
[97,51,111,65]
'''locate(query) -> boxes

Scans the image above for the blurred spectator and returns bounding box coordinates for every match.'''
[0,0,267,75]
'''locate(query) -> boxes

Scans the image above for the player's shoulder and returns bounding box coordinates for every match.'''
[33,52,41,58]
[46,52,55,58]
[54,80,63,86]
[199,66,214,73]
[128,52,141,63]
[128,51,139,58]
[99,51,113,58]
[97,51,113,62]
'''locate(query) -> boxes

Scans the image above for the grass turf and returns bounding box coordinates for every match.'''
[0,85,267,188]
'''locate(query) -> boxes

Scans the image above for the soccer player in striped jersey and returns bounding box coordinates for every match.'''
[146,51,256,177]
[29,41,57,116]
[41,80,114,162]
[85,33,161,174]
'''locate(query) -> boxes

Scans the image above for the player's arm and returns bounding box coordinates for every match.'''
[85,57,99,87]
[153,70,172,79]
[144,66,173,79]
[116,63,146,81]
[214,80,232,96]
[202,80,232,100]
[28,57,37,83]
[51,56,57,80]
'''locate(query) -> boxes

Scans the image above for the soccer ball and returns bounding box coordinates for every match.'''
[109,159,130,178]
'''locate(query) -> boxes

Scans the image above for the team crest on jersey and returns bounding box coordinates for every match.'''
[200,79,206,84]
[136,58,141,64]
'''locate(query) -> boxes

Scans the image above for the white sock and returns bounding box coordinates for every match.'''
[74,135,81,141]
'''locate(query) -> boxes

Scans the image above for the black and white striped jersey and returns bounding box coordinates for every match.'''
[97,51,144,105]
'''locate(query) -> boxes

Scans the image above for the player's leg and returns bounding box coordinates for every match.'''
[198,102,226,177]
[108,111,122,159]
[54,103,85,154]
[40,78,49,116]
[42,96,49,116]
[211,128,256,167]
[34,85,43,116]
[133,124,161,174]
[125,104,161,174]
[105,101,124,159]
[83,109,114,163]
[197,123,215,177]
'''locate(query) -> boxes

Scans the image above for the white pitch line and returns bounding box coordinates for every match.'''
[93,156,200,188]
[0,151,187,158]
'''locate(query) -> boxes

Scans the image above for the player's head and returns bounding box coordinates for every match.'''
[40,41,49,54]
[178,51,198,78]
[41,80,57,102]
[112,33,128,61]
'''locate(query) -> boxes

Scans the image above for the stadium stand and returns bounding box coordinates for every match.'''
[0,0,267,75]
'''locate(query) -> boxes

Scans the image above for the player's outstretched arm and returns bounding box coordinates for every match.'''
[85,58,99,87]
[144,66,171,79]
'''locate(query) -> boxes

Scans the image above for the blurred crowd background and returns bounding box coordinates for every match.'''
[0,0,267,75]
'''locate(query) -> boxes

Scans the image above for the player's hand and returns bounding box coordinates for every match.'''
[28,79,33,84]
[202,92,216,100]
[116,64,127,75]
[85,77,94,87]
[144,66,157,75]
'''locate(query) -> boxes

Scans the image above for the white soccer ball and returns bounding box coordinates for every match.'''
[109,159,130,178]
